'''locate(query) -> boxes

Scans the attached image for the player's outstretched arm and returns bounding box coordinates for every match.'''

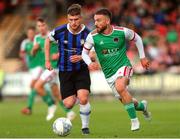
[45,37,52,70]
[31,43,39,56]
[124,27,150,70]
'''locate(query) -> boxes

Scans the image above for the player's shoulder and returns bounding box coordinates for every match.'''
[54,24,67,34]
[21,39,28,47]
[90,29,98,36]
[113,26,125,31]
[21,38,29,44]
[83,25,90,33]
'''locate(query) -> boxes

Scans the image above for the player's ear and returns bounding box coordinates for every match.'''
[107,18,110,24]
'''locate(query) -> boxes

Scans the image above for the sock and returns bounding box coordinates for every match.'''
[27,89,37,110]
[135,101,145,111]
[80,102,91,129]
[42,92,55,106]
[124,102,137,119]
[59,101,71,113]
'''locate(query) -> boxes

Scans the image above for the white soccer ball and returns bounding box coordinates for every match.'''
[53,117,72,136]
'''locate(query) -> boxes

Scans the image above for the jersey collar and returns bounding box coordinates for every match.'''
[101,25,114,36]
[67,23,85,35]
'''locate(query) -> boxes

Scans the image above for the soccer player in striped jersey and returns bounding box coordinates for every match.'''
[82,8,151,131]
[45,4,91,134]
[32,18,76,121]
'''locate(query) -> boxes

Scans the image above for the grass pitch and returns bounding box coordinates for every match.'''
[0,98,180,138]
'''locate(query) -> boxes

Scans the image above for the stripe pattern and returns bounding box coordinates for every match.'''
[51,24,90,71]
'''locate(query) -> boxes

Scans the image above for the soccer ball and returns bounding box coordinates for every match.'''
[53,117,72,136]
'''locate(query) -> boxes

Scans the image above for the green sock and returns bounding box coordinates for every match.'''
[27,89,37,109]
[42,92,54,106]
[124,102,137,119]
[135,101,145,111]
[59,101,71,113]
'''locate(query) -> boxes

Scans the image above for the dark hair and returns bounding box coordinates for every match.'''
[36,17,46,23]
[95,8,112,22]
[67,4,82,16]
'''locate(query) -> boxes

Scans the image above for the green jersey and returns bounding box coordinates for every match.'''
[85,26,135,78]
[50,41,59,68]
[34,33,59,69]
[20,39,40,69]
[34,34,46,68]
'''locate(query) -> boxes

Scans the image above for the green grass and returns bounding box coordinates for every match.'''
[0,98,180,138]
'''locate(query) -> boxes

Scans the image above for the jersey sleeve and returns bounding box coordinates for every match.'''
[20,40,26,52]
[84,33,94,50]
[48,29,56,41]
[124,27,136,41]
[124,27,145,58]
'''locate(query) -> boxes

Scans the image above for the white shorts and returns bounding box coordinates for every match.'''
[29,66,43,80]
[106,66,133,98]
[40,69,59,85]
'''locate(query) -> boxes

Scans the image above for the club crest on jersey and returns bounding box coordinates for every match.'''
[114,37,119,43]
[102,49,108,54]
[64,40,68,44]
[80,39,85,45]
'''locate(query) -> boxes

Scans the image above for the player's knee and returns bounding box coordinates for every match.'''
[34,82,43,94]
[63,99,76,109]
[115,83,126,95]
[34,84,39,91]
[78,97,88,105]
[77,90,89,105]
[30,80,36,88]
[52,92,60,99]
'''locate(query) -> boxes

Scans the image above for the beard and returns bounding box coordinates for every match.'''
[96,25,107,33]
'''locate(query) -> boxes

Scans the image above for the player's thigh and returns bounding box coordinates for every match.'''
[34,79,46,90]
[59,71,76,100]
[74,68,91,92]
[106,66,133,98]
[30,79,37,88]
[115,77,129,91]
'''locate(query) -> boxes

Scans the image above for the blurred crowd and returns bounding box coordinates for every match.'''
[79,0,180,74]
[1,0,180,74]
[0,0,22,17]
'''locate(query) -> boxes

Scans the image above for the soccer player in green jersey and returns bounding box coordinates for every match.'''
[82,8,151,131]
[33,18,76,121]
[20,26,40,115]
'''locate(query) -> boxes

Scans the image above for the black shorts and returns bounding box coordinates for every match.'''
[59,67,91,100]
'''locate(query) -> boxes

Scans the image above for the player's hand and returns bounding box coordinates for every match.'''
[70,55,82,63]
[31,44,39,56]
[140,57,150,70]
[45,60,53,70]
[51,53,59,60]
[88,62,100,71]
